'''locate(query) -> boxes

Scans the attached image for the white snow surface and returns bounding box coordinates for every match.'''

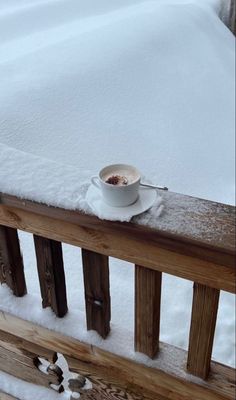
[0,371,70,400]
[0,143,164,221]
[0,0,235,208]
[0,1,235,399]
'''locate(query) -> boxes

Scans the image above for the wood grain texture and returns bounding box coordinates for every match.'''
[0,225,26,297]
[135,265,161,358]
[0,329,57,363]
[229,0,235,35]
[0,204,235,293]
[78,374,165,400]
[0,312,235,400]
[0,339,63,390]
[0,192,235,263]
[82,249,110,338]
[187,283,220,379]
[0,393,19,400]
[33,235,68,317]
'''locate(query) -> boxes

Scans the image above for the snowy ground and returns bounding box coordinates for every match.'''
[0,0,235,399]
[0,0,235,207]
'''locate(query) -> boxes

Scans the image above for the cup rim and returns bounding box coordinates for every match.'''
[99,164,141,187]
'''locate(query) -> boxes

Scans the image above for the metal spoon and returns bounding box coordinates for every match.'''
[140,182,168,191]
[122,176,168,191]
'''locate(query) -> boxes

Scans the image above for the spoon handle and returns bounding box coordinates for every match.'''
[140,182,168,191]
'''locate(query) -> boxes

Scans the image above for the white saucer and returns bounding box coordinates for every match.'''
[86,184,157,221]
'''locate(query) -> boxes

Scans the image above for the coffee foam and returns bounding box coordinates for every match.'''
[102,169,138,186]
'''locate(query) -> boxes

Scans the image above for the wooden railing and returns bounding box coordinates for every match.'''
[0,191,235,400]
[229,0,236,35]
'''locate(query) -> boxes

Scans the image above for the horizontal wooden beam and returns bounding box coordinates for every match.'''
[0,312,235,400]
[0,339,63,390]
[0,193,235,265]
[0,393,20,400]
[0,203,234,293]
[71,374,161,400]
[0,329,57,363]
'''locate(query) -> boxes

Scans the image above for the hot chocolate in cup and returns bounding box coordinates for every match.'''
[91,164,141,207]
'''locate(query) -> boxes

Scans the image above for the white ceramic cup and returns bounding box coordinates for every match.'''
[91,164,141,207]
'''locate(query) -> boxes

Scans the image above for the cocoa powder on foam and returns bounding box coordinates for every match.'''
[102,170,136,186]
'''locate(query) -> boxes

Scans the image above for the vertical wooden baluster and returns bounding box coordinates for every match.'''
[187,283,220,379]
[135,265,162,359]
[0,226,26,297]
[82,249,110,339]
[229,0,235,35]
[33,235,68,318]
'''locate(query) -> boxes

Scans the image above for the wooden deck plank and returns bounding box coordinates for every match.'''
[82,249,110,339]
[135,266,162,358]
[187,283,220,379]
[0,200,235,293]
[0,393,19,400]
[0,312,235,400]
[0,339,63,390]
[0,226,26,297]
[33,235,68,317]
[78,375,166,400]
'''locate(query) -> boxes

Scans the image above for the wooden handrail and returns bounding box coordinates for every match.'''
[0,192,235,256]
[0,192,235,292]
[0,191,235,398]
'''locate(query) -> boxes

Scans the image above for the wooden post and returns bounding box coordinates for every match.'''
[82,249,110,339]
[33,235,68,318]
[229,0,236,35]
[187,283,220,379]
[0,226,26,296]
[135,265,162,358]
[0,393,20,400]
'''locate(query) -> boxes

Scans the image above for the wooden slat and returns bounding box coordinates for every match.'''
[0,203,235,293]
[0,226,26,297]
[82,249,110,338]
[0,329,57,363]
[0,192,235,265]
[33,235,68,317]
[0,312,235,400]
[77,374,166,400]
[135,265,162,358]
[229,0,236,35]
[187,283,220,379]
[0,393,19,400]
[0,339,63,390]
